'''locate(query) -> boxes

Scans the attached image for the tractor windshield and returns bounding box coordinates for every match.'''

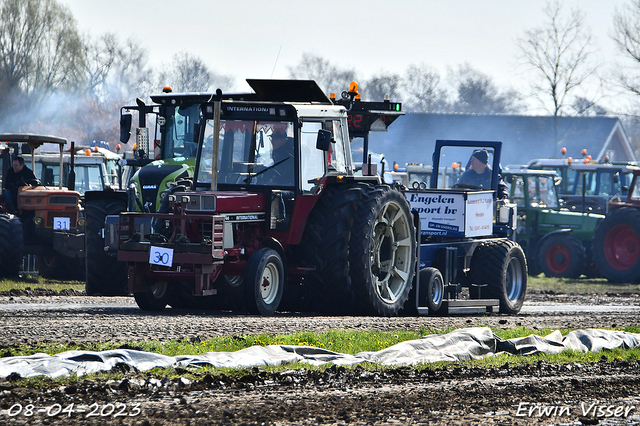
[197,119,295,188]
[161,104,201,159]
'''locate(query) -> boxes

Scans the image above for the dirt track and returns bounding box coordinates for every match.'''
[0,288,639,425]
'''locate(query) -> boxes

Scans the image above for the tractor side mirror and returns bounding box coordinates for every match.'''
[120,113,132,143]
[316,130,332,151]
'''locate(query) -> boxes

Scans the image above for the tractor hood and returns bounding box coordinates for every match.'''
[175,191,266,213]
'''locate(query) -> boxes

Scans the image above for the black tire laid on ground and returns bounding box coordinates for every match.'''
[0,214,23,278]
[36,255,85,281]
[85,197,128,295]
[349,186,417,316]
[134,280,173,311]
[536,234,586,278]
[593,207,640,283]
[243,247,284,316]
[470,240,527,314]
[421,267,444,315]
[299,184,363,314]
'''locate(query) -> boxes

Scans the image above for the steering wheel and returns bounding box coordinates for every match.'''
[452,183,480,190]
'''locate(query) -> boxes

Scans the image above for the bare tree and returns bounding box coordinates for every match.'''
[612,0,640,98]
[360,73,403,102]
[448,64,522,114]
[83,33,118,100]
[516,0,598,116]
[0,0,84,101]
[287,53,356,96]
[400,63,447,112]
[571,96,608,116]
[157,52,234,94]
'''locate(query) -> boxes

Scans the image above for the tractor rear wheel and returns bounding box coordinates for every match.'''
[134,280,172,311]
[349,186,417,316]
[85,197,128,295]
[299,184,363,313]
[471,240,527,314]
[243,248,284,316]
[0,214,23,278]
[537,234,586,278]
[593,207,640,283]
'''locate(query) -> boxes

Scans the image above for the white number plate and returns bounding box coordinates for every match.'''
[149,246,173,267]
[53,217,71,231]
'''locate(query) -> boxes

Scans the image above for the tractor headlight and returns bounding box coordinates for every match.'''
[78,218,85,227]
[34,217,43,226]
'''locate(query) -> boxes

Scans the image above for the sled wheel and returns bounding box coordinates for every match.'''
[421,267,444,315]
[244,248,284,316]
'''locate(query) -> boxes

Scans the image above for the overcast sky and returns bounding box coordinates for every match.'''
[60,0,633,112]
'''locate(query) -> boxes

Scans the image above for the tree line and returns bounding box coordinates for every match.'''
[2,0,640,150]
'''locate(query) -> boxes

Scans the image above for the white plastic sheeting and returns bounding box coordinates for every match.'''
[1,327,639,379]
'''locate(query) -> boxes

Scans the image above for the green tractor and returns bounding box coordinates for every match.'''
[503,168,604,278]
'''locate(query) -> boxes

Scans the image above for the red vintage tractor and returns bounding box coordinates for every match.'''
[114,80,414,315]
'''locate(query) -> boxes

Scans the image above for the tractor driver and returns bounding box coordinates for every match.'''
[456,149,508,199]
[3,156,37,214]
[267,130,294,185]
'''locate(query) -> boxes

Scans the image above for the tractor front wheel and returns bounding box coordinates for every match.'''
[244,248,284,316]
[134,280,172,311]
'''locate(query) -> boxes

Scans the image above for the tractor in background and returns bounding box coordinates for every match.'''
[0,134,84,280]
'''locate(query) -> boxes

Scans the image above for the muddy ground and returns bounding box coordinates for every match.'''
[0,288,639,425]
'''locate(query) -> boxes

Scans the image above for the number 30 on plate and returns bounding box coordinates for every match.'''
[149,246,173,267]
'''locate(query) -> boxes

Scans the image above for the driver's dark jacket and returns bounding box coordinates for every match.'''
[455,166,509,199]
[456,167,492,189]
[3,166,37,191]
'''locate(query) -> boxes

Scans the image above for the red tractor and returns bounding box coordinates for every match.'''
[592,168,640,282]
[114,80,413,315]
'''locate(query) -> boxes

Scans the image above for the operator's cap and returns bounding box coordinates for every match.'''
[472,149,489,164]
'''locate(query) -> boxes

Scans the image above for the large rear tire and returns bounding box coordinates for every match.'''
[593,207,640,283]
[243,248,284,316]
[85,197,128,295]
[537,234,586,278]
[0,214,23,278]
[471,240,527,314]
[349,186,417,316]
[299,184,362,314]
